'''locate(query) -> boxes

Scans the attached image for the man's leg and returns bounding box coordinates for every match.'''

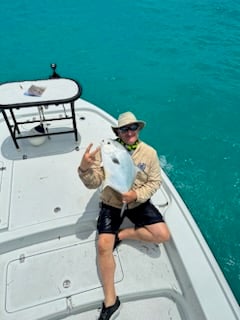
[118,222,170,244]
[97,233,117,307]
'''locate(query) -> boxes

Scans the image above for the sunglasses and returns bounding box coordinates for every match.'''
[118,123,139,133]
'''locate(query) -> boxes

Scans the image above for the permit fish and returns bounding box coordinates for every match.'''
[100,138,139,215]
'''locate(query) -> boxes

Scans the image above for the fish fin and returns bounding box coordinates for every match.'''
[102,181,126,194]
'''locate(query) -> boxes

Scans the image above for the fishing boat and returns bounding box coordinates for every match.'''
[0,66,239,320]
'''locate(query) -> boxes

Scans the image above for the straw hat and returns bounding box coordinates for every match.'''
[112,112,146,134]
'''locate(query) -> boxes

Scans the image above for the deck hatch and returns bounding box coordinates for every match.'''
[5,241,123,312]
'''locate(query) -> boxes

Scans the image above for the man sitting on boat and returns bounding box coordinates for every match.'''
[78,111,170,320]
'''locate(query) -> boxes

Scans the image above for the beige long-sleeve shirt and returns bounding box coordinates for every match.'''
[78,141,162,209]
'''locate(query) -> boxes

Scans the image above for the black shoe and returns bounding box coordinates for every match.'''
[98,296,121,320]
[113,233,122,250]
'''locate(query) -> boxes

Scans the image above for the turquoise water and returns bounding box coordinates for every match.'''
[1,0,239,303]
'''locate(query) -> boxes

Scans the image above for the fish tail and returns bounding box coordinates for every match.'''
[120,202,127,217]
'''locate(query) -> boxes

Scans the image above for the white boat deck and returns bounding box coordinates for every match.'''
[0,98,239,320]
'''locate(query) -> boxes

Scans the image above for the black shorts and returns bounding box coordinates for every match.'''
[97,200,165,234]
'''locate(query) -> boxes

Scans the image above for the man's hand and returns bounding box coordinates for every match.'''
[122,190,137,204]
[79,143,99,171]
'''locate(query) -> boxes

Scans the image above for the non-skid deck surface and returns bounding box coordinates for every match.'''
[0,101,207,320]
[1,232,183,320]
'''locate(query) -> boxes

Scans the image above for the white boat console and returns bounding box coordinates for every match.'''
[0,78,82,148]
